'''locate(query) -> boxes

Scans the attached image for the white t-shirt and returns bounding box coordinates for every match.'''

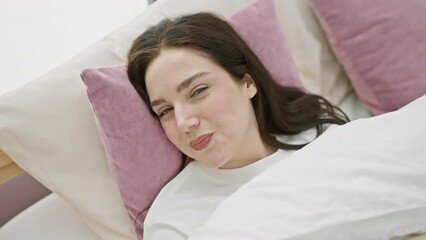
[143,130,316,240]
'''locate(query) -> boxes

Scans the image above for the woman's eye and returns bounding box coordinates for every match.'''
[158,108,173,118]
[191,86,208,98]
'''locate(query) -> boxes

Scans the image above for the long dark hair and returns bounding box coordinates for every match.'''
[127,12,348,150]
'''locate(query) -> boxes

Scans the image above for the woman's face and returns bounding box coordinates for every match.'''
[145,48,274,169]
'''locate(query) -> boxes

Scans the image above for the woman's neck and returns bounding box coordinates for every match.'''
[220,144,278,169]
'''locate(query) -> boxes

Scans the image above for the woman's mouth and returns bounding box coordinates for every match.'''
[190,133,213,151]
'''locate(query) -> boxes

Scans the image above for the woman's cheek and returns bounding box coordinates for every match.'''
[162,121,179,145]
[204,91,229,118]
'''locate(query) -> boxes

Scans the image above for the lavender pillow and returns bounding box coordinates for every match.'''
[310,0,426,115]
[81,0,301,238]
[81,66,183,238]
[229,0,302,90]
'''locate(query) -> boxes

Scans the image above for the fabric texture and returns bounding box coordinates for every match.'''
[189,94,426,240]
[143,149,288,239]
[80,0,303,238]
[274,0,353,105]
[81,66,183,238]
[228,0,302,90]
[310,0,426,115]
[0,193,102,240]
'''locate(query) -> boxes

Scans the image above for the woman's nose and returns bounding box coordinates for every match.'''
[174,105,199,133]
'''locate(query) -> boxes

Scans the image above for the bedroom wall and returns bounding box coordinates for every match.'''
[0,0,149,95]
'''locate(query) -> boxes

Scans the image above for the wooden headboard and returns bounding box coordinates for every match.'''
[0,150,24,184]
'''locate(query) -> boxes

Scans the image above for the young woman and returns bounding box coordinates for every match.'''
[127,12,348,239]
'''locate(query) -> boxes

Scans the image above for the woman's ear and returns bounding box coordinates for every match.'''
[243,74,257,99]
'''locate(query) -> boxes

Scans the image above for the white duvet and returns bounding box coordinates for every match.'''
[189,95,426,240]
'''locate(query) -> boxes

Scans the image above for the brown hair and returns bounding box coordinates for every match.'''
[127,12,348,150]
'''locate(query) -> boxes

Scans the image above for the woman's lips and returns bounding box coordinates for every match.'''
[190,133,213,151]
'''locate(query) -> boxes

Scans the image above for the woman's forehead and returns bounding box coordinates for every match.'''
[145,48,220,92]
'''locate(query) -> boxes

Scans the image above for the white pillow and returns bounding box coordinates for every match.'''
[189,95,426,240]
[274,0,353,105]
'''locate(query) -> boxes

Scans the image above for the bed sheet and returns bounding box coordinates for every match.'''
[189,94,426,240]
[326,92,426,240]
[0,0,147,95]
[0,193,100,240]
[2,192,425,240]
[338,89,372,121]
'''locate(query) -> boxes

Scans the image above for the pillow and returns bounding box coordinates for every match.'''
[310,0,426,115]
[0,59,138,239]
[273,0,353,105]
[80,66,183,238]
[80,0,303,238]
[189,94,426,240]
[228,0,302,90]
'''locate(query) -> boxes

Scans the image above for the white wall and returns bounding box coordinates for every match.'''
[0,0,148,95]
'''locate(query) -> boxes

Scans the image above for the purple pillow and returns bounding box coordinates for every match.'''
[81,66,183,238]
[81,0,301,238]
[310,0,426,115]
[229,0,302,89]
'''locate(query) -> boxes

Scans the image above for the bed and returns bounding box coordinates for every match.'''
[1,0,426,239]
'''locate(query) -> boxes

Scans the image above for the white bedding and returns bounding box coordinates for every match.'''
[0,91,375,240]
[0,193,100,240]
[189,95,426,240]
[2,93,425,240]
[338,90,372,121]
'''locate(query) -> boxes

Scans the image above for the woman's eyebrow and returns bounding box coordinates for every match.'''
[176,72,209,93]
[150,99,166,108]
[151,72,210,108]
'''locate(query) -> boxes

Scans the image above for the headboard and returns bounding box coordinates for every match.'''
[0,150,23,184]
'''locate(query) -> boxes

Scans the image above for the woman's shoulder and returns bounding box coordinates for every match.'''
[143,160,234,231]
[276,127,317,145]
[156,161,199,198]
[144,161,199,223]
[276,125,337,146]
